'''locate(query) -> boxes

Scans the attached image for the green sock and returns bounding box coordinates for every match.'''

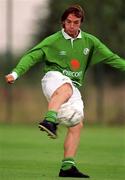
[44,110,57,123]
[61,157,75,170]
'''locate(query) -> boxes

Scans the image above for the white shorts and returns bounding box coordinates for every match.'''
[41,71,84,126]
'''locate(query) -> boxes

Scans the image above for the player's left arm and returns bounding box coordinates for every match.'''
[90,37,125,71]
[104,54,125,71]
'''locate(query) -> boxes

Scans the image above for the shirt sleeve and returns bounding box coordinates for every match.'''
[90,37,125,71]
[12,48,45,77]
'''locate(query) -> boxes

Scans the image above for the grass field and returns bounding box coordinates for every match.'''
[0,124,125,180]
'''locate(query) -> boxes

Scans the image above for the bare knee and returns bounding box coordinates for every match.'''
[52,83,73,101]
[79,121,83,129]
[68,121,83,133]
[63,83,73,100]
[76,121,83,130]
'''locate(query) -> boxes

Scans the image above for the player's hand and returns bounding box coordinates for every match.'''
[5,74,15,84]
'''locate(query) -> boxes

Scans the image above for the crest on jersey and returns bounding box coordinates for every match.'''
[83,48,90,55]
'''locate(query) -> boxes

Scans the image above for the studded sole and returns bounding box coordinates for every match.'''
[38,124,57,139]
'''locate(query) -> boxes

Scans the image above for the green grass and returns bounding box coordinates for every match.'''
[0,124,125,180]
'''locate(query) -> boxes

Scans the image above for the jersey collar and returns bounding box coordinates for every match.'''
[61,28,82,40]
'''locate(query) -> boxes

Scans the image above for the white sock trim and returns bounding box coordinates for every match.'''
[62,161,75,165]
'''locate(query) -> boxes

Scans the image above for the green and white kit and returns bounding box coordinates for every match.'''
[12,28,125,87]
[11,29,125,126]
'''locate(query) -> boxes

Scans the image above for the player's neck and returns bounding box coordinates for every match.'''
[65,30,80,38]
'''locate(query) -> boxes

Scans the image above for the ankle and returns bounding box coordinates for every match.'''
[44,110,57,123]
[61,157,75,170]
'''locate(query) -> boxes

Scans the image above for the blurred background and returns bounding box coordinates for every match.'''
[0,0,125,125]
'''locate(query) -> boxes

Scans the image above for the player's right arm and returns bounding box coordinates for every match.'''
[12,48,44,77]
[5,45,45,84]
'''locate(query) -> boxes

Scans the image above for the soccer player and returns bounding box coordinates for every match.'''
[5,5,125,178]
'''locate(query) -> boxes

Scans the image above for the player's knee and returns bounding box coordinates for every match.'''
[69,121,83,132]
[54,83,73,101]
[62,83,73,99]
[78,121,83,129]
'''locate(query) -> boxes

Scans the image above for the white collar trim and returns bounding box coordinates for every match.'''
[62,29,82,40]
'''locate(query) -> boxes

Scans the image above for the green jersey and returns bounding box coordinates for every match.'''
[13,30,125,87]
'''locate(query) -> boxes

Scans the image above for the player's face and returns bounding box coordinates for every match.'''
[63,14,81,38]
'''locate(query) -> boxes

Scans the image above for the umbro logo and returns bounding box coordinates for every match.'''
[83,48,90,55]
[59,51,67,56]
